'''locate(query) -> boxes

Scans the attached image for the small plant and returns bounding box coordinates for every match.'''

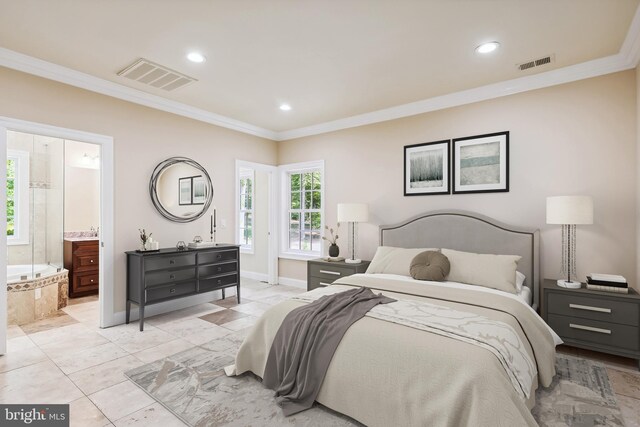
[139,228,152,247]
[321,223,340,245]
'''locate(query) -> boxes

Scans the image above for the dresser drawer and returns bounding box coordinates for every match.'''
[74,254,99,271]
[198,250,238,265]
[547,313,639,351]
[144,253,196,272]
[308,276,334,291]
[146,282,196,303]
[199,273,238,292]
[309,264,353,281]
[145,267,196,287]
[547,292,639,326]
[199,261,237,279]
[74,271,99,292]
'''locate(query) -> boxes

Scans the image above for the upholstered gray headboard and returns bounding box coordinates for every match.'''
[379,210,540,309]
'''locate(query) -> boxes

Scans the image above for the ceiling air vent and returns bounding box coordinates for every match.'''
[517,54,555,71]
[117,58,197,91]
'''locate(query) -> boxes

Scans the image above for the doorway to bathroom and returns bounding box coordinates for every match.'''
[0,117,115,355]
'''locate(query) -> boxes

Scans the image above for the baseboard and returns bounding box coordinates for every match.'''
[240,270,269,282]
[109,289,225,327]
[277,276,306,289]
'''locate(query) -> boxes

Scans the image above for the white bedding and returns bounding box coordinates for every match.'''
[359,273,562,346]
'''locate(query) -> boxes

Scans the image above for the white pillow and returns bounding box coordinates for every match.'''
[441,248,521,294]
[516,271,526,292]
[366,246,439,276]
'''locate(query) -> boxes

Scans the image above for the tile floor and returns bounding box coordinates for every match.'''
[1,278,639,427]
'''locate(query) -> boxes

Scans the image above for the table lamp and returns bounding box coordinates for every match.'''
[337,203,369,264]
[546,196,593,288]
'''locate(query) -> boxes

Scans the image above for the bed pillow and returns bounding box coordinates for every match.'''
[366,246,440,276]
[441,248,521,294]
[409,251,450,281]
[516,271,526,292]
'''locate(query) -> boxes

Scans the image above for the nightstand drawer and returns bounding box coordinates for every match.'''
[309,276,334,290]
[548,292,639,326]
[547,314,639,351]
[309,264,354,281]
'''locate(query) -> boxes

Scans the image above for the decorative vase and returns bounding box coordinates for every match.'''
[139,241,148,251]
[329,243,340,257]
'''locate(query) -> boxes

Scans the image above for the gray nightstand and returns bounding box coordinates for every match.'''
[541,279,640,369]
[306,259,371,291]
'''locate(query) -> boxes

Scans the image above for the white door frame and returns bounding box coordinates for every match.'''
[235,160,279,284]
[0,117,114,354]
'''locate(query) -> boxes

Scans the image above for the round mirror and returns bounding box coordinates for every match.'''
[149,157,213,223]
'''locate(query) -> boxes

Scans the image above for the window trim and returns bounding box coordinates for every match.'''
[279,160,325,260]
[7,149,29,246]
[237,167,255,254]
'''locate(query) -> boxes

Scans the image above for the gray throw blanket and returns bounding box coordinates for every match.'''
[262,287,395,416]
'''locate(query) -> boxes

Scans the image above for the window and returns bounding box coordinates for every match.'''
[7,149,29,245]
[280,161,324,259]
[238,168,254,251]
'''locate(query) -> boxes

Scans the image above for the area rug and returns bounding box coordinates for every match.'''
[126,336,624,427]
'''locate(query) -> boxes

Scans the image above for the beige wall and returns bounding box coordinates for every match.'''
[240,170,270,275]
[278,71,638,289]
[0,66,277,312]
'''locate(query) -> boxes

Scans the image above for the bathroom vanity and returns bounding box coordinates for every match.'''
[125,244,240,331]
[64,237,100,298]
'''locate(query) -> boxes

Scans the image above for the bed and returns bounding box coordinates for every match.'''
[227,210,559,427]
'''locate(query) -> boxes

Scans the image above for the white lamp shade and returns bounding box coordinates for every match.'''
[546,196,593,225]
[337,203,369,223]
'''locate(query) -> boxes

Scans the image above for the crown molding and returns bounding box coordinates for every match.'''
[0,47,278,140]
[1,4,638,143]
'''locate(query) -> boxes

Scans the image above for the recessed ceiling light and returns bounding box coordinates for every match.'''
[187,52,206,63]
[279,104,292,111]
[475,41,500,54]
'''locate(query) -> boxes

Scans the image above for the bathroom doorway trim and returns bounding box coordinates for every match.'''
[0,117,115,354]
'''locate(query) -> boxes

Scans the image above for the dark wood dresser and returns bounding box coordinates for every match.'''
[542,279,640,369]
[125,244,240,331]
[64,238,100,298]
[307,258,371,291]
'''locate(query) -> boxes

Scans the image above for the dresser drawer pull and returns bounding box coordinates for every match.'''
[169,274,175,280]
[569,303,611,313]
[170,288,176,294]
[569,323,611,334]
[169,260,175,265]
[319,282,331,286]
[90,279,94,283]
[319,270,341,276]
[90,259,95,263]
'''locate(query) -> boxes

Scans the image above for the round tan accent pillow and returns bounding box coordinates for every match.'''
[409,251,450,281]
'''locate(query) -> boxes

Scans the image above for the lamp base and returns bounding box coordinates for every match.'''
[345,258,362,264]
[557,279,582,289]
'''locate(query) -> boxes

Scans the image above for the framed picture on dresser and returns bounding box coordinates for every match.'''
[404,139,450,196]
[452,131,509,194]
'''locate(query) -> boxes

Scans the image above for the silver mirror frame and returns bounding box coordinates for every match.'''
[149,157,213,223]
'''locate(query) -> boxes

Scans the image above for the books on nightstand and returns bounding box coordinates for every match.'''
[586,274,629,294]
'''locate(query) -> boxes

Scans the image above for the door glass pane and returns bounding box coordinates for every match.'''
[289,231,300,250]
[290,192,300,209]
[312,171,321,189]
[303,172,313,190]
[312,191,321,209]
[302,231,311,251]
[290,173,301,191]
[304,191,312,209]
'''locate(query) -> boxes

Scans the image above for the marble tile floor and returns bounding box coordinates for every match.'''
[1,278,639,427]
[0,278,303,426]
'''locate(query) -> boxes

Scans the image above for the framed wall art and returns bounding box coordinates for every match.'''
[404,140,450,196]
[452,131,509,194]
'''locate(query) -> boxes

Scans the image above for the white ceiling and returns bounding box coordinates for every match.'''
[0,0,638,136]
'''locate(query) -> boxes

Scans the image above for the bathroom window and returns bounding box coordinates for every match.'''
[7,149,30,245]
[279,160,324,259]
[238,169,254,251]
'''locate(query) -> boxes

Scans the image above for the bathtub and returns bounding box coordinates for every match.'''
[7,263,63,283]
[7,265,69,325]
